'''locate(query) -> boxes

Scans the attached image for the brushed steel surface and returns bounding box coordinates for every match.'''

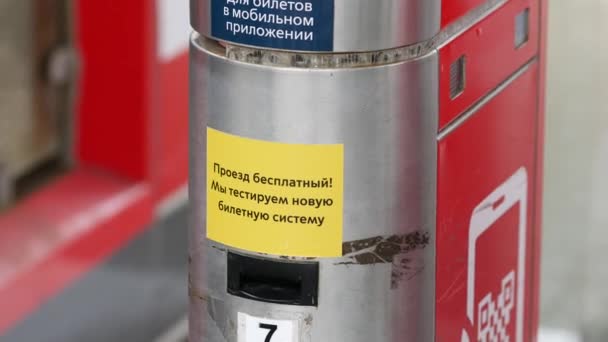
[189,36,438,341]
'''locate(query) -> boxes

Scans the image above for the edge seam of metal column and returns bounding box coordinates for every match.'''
[203,0,508,69]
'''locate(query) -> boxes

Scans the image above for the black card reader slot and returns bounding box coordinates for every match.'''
[227,252,319,306]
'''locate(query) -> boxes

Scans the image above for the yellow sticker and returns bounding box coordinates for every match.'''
[206,127,344,257]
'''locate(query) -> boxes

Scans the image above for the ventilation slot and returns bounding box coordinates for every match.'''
[450,55,466,99]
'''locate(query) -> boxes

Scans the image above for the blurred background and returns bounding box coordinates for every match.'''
[540,0,608,341]
[0,0,606,341]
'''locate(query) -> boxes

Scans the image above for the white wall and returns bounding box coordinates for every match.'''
[541,1,608,340]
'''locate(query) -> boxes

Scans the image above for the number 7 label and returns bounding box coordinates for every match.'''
[238,312,299,342]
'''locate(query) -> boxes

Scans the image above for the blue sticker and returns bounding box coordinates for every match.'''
[211,0,334,51]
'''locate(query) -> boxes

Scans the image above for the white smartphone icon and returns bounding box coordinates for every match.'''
[461,167,528,342]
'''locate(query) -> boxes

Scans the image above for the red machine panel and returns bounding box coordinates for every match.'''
[436,62,540,341]
[439,0,539,129]
[75,0,155,181]
[442,0,487,27]
[436,0,544,340]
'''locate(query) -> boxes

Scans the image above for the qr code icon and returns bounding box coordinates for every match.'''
[477,271,516,342]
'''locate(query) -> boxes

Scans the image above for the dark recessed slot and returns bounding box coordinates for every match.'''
[239,273,303,303]
[515,8,530,48]
[227,252,319,306]
[450,55,466,99]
